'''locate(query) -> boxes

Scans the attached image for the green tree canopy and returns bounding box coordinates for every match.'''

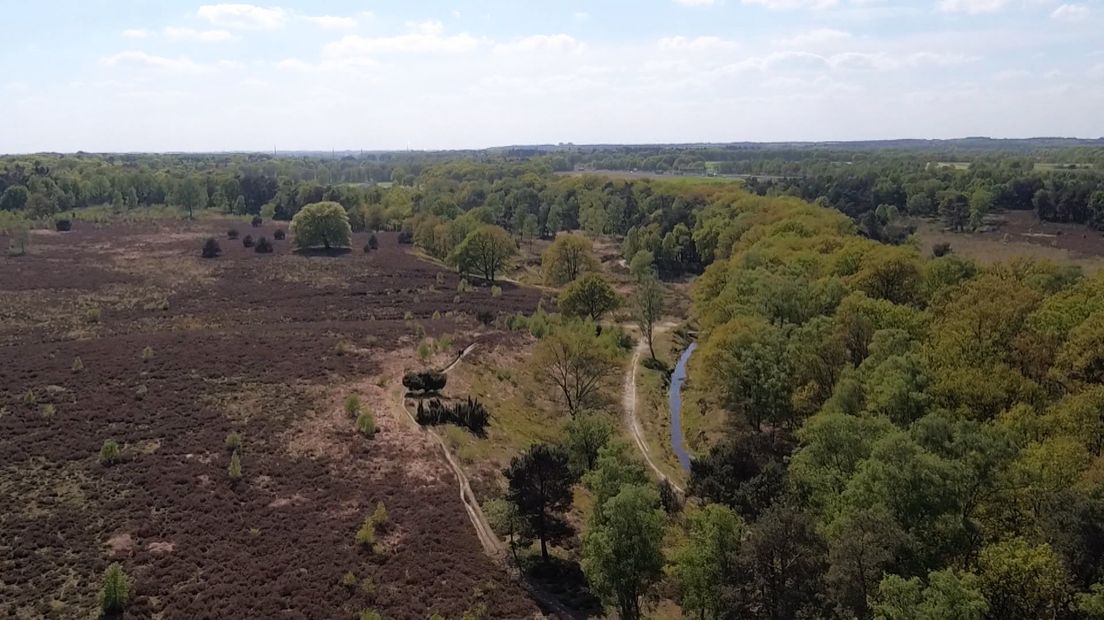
[450,224,516,283]
[559,273,621,322]
[290,201,352,250]
[542,233,600,286]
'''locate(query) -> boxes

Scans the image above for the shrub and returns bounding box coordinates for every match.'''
[225,432,242,451]
[55,219,72,232]
[134,385,148,401]
[368,234,379,250]
[658,478,682,514]
[402,371,447,393]
[228,450,242,480]
[370,501,388,528]
[71,356,84,372]
[141,346,154,361]
[355,516,377,547]
[40,404,56,419]
[242,234,255,248]
[359,610,383,620]
[491,286,502,298]
[291,201,352,250]
[100,439,121,465]
[403,311,414,321]
[227,228,239,240]
[85,306,102,323]
[254,237,273,253]
[356,411,376,438]
[932,242,953,257]
[251,216,263,227]
[345,394,362,417]
[341,572,358,587]
[99,562,130,614]
[397,230,414,244]
[273,228,286,240]
[23,389,37,405]
[201,237,221,258]
[476,310,495,326]
[415,397,489,435]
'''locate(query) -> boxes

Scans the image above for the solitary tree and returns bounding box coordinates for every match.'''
[542,234,600,286]
[563,412,615,475]
[290,201,352,251]
[582,485,666,620]
[533,321,618,416]
[450,224,516,284]
[559,273,620,323]
[504,443,576,563]
[634,274,664,360]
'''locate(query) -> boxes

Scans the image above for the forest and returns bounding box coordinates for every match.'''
[4,146,1104,618]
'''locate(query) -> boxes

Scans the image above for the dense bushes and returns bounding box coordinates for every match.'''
[402,371,447,393]
[254,236,273,253]
[273,228,286,240]
[251,215,263,227]
[242,234,254,248]
[55,219,71,232]
[397,230,414,244]
[227,228,239,240]
[201,238,220,258]
[415,397,489,435]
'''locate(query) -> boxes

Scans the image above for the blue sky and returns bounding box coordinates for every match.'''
[2,1,1102,152]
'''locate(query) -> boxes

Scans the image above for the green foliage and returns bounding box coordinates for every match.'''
[558,273,620,322]
[977,538,1070,619]
[504,443,576,562]
[71,356,84,372]
[542,234,600,285]
[871,569,988,620]
[669,503,745,619]
[563,412,614,476]
[99,439,121,465]
[290,201,352,250]
[228,450,242,481]
[356,411,376,438]
[358,610,382,620]
[449,224,516,283]
[531,320,619,416]
[582,485,666,620]
[344,394,362,417]
[98,562,130,614]
[224,432,242,451]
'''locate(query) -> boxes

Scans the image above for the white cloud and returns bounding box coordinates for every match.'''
[1051,4,1090,20]
[323,21,481,57]
[494,34,585,54]
[673,0,717,6]
[99,51,207,74]
[659,35,740,52]
[304,15,359,29]
[574,11,591,20]
[937,0,1009,14]
[197,4,287,30]
[741,0,840,9]
[776,28,852,47]
[164,27,236,42]
[121,29,150,39]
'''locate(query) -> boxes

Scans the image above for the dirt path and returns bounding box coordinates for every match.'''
[395,343,581,619]
[623,321,684,493]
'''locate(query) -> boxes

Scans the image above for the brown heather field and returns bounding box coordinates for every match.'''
[0,220,552,619]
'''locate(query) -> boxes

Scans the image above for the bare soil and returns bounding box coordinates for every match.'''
[0,219,549,619]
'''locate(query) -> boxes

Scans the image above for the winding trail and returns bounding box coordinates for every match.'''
[394,342,580,619]
[623,322,685,494]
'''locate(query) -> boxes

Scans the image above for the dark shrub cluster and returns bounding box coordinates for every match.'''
[397,230,414,244]
[227,229,239,240]
[476,310,495,326]
[251,216,263,227]
[254,237,273,253]
[242,234,254,248]
[201,237,221,258]
[415,397,489,435]
[365,234,379,252]
[402,371,447,393]
[55,219,72,232]
[274,229,286,240]
[932,242,952,257]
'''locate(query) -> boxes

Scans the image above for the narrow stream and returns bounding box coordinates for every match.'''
[668,342,697,473]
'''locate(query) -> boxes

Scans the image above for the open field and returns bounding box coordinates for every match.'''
[912,210,1104,271]
[0,220,547,619]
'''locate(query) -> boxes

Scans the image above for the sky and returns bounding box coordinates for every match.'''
[1,0,1102,152]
